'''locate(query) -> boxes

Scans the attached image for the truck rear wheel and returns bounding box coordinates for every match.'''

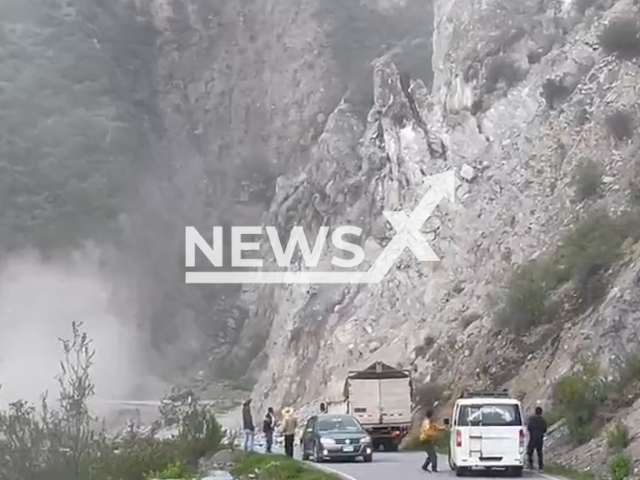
[455,467,468,477]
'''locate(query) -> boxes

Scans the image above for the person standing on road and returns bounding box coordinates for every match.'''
[281,406,298,457]
[419,408,447,472]
[527,406,548,471]
[263,407,275,453]
[242,399,255,452]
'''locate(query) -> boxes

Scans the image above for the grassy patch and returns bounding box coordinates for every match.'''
[495,208,640,333]
[231,453,340,480]
[545,463,598,480]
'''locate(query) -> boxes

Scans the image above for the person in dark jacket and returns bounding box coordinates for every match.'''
[263,407,275,453]
[527,406,548,470]
[242,399,255,452]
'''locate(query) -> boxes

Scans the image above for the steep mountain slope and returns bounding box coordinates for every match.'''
[231,0,640,473]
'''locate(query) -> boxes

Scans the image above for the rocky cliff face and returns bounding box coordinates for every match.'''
[213,0,640,472]
[20,0,638,471]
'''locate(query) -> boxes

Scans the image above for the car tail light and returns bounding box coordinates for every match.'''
[519,429,525,450]
[456,429,462,447]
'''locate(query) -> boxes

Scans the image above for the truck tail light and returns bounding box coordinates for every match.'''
[519,429,525,451]
[456,429,462,447]
[392,430,400,437]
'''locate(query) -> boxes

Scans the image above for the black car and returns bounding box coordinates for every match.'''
[301,414,373,463]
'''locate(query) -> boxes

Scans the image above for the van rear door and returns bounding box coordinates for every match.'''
[457,403,523,461]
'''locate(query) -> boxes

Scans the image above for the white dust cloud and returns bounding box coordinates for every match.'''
[0,247,146,412]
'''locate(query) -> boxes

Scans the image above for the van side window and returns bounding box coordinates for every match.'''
[456,404,523,426]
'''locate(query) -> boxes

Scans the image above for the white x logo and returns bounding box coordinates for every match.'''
[363,170,456,283]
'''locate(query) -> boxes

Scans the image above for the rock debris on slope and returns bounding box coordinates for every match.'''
[218,0,640,473]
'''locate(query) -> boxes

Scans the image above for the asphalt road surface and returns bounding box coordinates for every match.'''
[299,451,563,480]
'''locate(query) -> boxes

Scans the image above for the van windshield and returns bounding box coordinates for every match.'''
[457,404,522,426]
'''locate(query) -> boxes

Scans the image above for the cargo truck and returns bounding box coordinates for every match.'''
[342,361,413,451]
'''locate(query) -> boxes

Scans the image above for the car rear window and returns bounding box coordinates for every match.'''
[457,404,522,426]
[317,416,362,432]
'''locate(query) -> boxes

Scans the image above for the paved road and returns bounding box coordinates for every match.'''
[299,451,561,480]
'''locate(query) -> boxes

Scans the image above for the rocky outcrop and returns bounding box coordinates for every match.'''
[220,0,640,471]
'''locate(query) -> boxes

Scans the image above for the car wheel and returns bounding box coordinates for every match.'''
[509,466,524,477]
[455,467,468,477]
[363,454,373,463]
[313,442,323,463]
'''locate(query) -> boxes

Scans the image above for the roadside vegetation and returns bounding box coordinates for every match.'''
[495,208,640,333]
[543,358,637,480]
[545,463,597,480]
[550,356,640,444]
[232,453,341,480]
[0,322,224,480]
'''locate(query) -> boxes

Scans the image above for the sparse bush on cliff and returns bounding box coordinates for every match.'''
[609,454,632,480]
[573,158,602,201]
[552,360,607,444]
[605,110,636,141]
[599,17,640,59]
[413,382,447,408]
[542,78,571,109]
[607,423,629,452]
[483,55,521,93]
[496,209,640,333]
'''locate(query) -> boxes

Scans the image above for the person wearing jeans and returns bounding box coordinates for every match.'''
[419,408,447,472]
[263,407,275,453]
[242,399,255,452]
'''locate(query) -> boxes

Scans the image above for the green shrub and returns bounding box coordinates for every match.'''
[607,423,629,452]
[414,382,446,407]
[619,354,640,384]
[573,159,602,201]
[0,323,223,480]
[609,453,632,480]
[605,110,636,141]
[494,261,557,332]
[542,78,571,109]
[148,461,192,479]
[599,17,640,60]
[551,360,607,444]
[483,55,521,93]
[496,209,640,332]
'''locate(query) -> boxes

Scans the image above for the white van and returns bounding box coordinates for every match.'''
[445,390,525,477]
